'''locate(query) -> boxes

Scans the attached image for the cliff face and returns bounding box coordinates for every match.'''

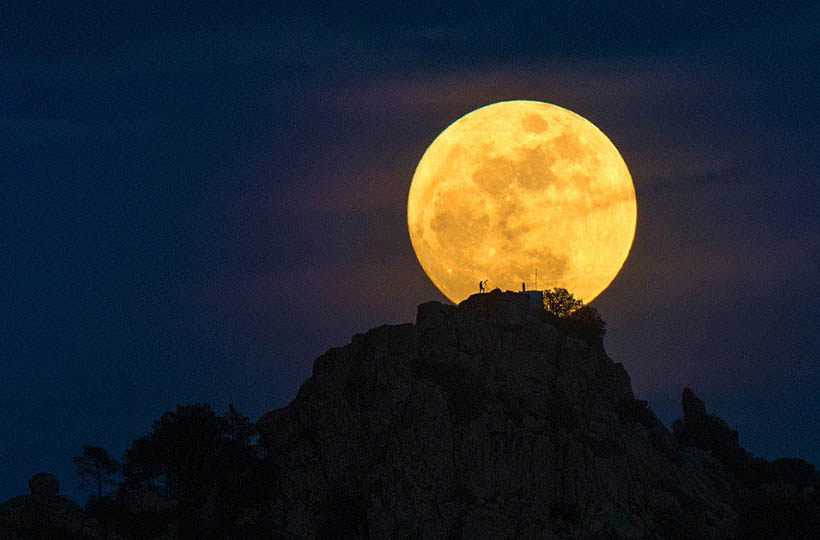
[257,291,735,539]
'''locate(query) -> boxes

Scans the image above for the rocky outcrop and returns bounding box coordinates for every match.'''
[671,387,820,539]
[28,472,60,497]
[672,388,749,474]
[3,292,816,538]
[257,291,737,539]
[0,473,100,540]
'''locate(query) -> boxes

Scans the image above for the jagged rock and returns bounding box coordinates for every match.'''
[28,472,59,497]
[257,293,737,539]
[672,390,820,539]
[672,387,749,473]
[682,387,707,419]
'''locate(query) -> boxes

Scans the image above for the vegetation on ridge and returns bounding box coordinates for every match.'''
[541,287,607,342]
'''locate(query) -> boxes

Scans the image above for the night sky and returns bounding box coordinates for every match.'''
[2,3,819,502]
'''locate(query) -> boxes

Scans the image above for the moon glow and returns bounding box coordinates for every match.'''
[407,100,636,304]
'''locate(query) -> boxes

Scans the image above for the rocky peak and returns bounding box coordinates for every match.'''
[257,293,736,539]
[673,387,748,473]
[681,386,708,420]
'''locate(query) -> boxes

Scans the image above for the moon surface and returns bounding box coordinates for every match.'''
[407,100,636,304]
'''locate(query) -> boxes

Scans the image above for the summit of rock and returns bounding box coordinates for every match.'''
[257,293,736,539]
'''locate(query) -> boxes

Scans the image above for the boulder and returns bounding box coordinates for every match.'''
[28,472,59,497]
[0,474,100,540]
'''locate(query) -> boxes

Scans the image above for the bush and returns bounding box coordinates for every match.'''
[542,289,606,342]
[543,288,583,317]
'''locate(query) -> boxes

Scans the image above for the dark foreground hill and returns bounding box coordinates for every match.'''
[2,290,819,539]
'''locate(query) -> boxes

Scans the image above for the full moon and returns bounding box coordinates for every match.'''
[407,100,636,304]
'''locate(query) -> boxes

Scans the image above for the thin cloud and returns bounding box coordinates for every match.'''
[0,116,165,145]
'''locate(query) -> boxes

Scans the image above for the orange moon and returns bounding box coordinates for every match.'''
[407,100,637,304]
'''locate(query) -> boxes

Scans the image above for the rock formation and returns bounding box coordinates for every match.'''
[257,291,738,539]
[2,290,817,539]
[0,472,99,539]
[28,472,60,498]
[672,387,749,474]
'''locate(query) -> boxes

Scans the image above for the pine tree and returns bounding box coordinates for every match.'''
[73,444,118,498]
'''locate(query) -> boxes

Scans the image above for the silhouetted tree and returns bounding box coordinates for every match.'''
[118,403,266,539]
[541,289,607,342]
[569,304,607,339]
[73,444,118,498]
[120,432,167,494]
[543,287,583,317]
[122,403,222,500]
[221,403,255,444]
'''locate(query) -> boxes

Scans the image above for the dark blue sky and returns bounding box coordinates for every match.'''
[2,2,819,502]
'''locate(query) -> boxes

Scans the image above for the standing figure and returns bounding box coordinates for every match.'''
[479,280,485,293]
[522,282,526,292]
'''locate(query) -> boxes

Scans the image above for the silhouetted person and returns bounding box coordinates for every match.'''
[479,280,485,293]
[522,282,526,292]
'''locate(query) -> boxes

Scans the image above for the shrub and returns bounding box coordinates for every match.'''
[542,289,607,342]
[543,288,583,317]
